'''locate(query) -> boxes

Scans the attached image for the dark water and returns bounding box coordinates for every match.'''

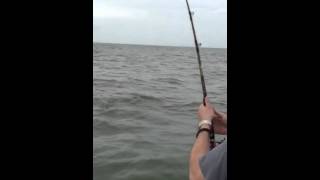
[93,43,227,180]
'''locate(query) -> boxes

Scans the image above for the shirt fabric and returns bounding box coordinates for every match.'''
[199,139,227,180]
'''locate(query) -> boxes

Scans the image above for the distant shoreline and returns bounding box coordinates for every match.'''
[93,42,227,50]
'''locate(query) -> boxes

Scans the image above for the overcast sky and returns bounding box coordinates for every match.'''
[93,0,226,48]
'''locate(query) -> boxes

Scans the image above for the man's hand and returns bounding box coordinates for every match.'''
[198,97,227,135]
[198,97,216,122]
[212,111,227,135]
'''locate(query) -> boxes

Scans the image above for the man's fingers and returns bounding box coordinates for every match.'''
[204,97,210,105]
[205,97,215,110]
[215,111,222,117]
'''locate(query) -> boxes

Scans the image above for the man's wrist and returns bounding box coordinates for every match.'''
[196,128,211,138]
[199,124,211,129]
[198,119,212,128]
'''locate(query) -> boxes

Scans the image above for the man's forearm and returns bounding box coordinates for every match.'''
[189,130,210,180]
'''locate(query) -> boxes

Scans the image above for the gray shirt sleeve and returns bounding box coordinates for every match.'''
[199,139,227,180]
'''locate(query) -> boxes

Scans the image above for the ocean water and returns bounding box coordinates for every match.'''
[93,43,227,180]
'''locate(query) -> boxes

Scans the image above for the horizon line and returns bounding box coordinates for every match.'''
[93,41,227,49]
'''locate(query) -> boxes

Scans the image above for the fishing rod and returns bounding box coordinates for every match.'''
[185,0,207,106]
[185,0,216,149]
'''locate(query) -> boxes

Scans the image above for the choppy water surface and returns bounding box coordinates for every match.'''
[93,43,227,180]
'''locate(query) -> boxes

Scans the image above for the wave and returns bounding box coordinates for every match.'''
[152,77,184,85]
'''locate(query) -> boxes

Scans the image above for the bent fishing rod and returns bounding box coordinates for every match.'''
[185,0,216,148]
[185,0,207,106]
